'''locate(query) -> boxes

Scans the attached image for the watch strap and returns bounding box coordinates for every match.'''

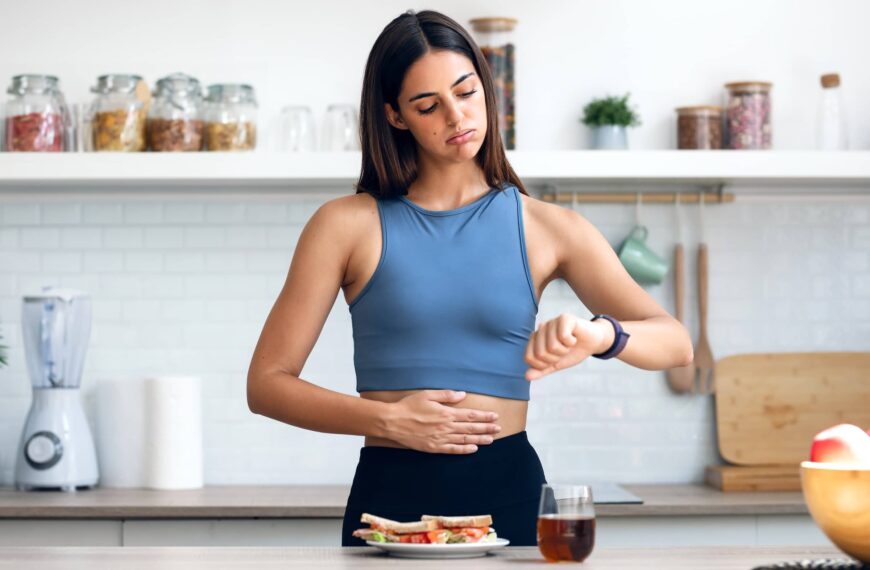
[590,314,630,360]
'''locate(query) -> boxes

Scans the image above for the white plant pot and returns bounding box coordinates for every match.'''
[591,125,629,150]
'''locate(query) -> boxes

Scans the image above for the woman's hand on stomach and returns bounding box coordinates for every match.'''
[361,389,527,453]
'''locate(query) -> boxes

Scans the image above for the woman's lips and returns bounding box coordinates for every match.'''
[447,129,474,145]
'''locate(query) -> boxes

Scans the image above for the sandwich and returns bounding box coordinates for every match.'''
[352,513,497,544]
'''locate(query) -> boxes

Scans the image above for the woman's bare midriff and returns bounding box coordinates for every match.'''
[360,390,528,448]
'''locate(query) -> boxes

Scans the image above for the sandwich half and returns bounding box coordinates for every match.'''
[422,514,495,543]
[353,513,497,544]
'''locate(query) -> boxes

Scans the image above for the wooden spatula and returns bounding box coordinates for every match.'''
[665,243,696,393]
[694,243,715,393]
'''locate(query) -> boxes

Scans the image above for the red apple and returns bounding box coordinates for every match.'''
[809,424,870,464]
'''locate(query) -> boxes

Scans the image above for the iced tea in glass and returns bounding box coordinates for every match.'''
[537,484,595,563]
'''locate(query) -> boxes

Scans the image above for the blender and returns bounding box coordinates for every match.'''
[14,288,99,491]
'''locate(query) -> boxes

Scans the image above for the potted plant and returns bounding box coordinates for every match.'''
[581,93,641,150]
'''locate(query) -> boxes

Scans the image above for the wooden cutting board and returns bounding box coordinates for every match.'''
[705,464,801,492]
[715,352,870,466]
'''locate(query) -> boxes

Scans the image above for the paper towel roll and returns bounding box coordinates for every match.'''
[144,376,203,490]
[95,378,147,488]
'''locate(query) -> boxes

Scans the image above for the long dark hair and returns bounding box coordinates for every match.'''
[355,9,527,199]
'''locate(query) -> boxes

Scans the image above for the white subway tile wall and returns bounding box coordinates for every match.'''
[0,192,868,486]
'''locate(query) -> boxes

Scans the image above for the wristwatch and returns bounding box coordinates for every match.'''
[590,314,630,360]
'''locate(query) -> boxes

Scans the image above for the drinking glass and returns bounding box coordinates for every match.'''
[276,105,316,151]
[320,103,359,151]
[537,484,596,563]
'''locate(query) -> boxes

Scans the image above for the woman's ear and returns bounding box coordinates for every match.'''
[384,103,409,130]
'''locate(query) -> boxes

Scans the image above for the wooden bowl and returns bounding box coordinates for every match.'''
[800,461,870,562]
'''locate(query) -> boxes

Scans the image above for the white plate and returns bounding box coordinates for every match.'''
[366,538,510,559]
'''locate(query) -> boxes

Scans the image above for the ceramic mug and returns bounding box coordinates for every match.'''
[618,225,669,284]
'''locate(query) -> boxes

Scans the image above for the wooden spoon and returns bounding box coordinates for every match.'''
[664,242,696,393]
[694,242,715,393]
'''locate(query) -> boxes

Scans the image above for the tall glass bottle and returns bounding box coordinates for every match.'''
[816,73,848,150]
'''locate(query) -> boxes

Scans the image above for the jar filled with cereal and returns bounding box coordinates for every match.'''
[203,84,257,151]
[469,17,517,150]
[89,74,148,151]
[724,81,772,150]
[4,74,70,152]
[675,106,722,150]
[147,73,205,152]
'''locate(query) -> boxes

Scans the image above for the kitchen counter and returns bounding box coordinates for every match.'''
[0,546,848,569]
[0,484,825,549]
[0,483,808,518]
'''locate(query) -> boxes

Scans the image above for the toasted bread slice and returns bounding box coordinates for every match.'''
[360,513,439,534]
[352,528,400,542]
[421,514,493,528]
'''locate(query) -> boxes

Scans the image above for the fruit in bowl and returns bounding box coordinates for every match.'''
[801,423,870,563]
[809,424,870,464]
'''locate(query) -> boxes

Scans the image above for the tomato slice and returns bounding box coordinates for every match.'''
[462,527,487,541]
[408,533,429,544]
[426,530,449,544]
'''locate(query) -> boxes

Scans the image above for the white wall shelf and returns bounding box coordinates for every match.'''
[0,151,868,194]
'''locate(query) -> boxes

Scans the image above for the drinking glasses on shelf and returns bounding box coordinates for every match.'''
[275,105,316,152]
[321,103,359,151]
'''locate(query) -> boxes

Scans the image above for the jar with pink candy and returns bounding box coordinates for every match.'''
[724,81,772,149]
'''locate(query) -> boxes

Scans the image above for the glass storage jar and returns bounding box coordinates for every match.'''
[4,74,70,152]
[147,73,204,151]
[675,106,722,149]
[89,74,148,151]
[724,81,772,150]
[204,84,257,151]
[469,17,517,150]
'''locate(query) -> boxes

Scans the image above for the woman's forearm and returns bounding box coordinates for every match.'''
[248,372,391,437]
[599,315,693,370]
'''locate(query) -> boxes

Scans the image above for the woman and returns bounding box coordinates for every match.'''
[247,9,693,546]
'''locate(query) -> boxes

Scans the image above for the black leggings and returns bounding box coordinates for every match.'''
[341,431,547,546]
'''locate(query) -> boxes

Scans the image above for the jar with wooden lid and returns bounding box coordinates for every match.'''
[147,73,205,151]
[675,106,722,150]
[4,74,71,152]
[469,17,517,150]
[724,81,772,150]
[89,74,148,151]
[203,84,257,151]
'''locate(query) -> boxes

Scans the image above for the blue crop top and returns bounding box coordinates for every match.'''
[349,184,539,401]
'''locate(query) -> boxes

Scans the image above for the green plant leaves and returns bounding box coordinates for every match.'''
[581,93,642,127]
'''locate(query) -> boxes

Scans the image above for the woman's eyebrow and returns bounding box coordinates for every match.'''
[407,72,476,102]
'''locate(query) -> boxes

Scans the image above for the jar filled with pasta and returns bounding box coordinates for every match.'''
[89,74,148,151]
[204,84,257,151]
[147,73,205,151]
[4,74,70,152]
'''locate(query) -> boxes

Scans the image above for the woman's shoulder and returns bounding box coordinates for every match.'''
[310,192,379,230]
[517,189,586,231]
[296,193,380,261]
